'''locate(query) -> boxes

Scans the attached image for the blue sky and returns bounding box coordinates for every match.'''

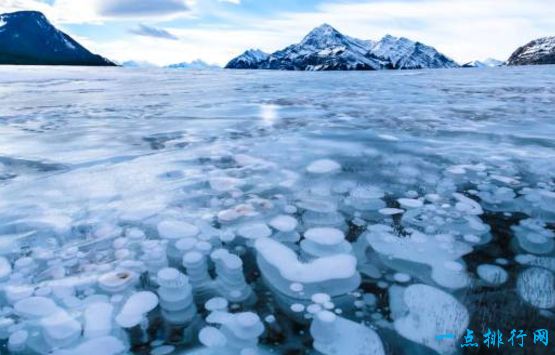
[1,0,554,65]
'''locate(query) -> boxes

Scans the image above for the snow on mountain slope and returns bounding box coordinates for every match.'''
[508,36,555,66]
[462,58,504,68]
[167,59,220,70]
[224,49,269,69]
[369,34,458,69]
[0,11,115,66]
[226,24,458,71]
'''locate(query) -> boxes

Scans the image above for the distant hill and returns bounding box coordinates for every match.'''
[225,24,458,71]
[508,36,555,66]
[462,58,504,68]
[121,60,158,68]
[166,59,220,70]
[0,11,115,66]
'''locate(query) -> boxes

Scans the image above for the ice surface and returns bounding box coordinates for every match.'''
[0,66,554,354]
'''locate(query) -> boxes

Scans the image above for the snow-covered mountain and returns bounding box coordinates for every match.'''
[166,59,220,70]
[0,11,115,66]
[508,36,555,66]
[462,58,504,68]
[225,24,458,71]
[121,60,158,68]
[224,49,269,69]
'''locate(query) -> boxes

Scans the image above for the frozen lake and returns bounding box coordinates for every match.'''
[0,65,554,354]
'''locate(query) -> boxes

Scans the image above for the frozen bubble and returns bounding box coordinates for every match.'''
[307,304,322,314]
[175,238,197,253]
[217,209,241,222]
[317,310,337,323]
[158,220,199,240]
[254,238,359,294]
[41,309,81,347]
[54,336,126,355]
[394,284,469,354]
[378,208,404,216]
[393,273,411,283]
[477,264,508,285]
[237,223,272,240]
[363,293,377,307]
[425,194,441,202]
[290,283,304,292]
[209,177,242,192]
[397,198,423,209]
[304,227,344,245]
[151,345,175,355]
[264,315,276,323]
[112,237,127,249]
[98,270,137,294]
[84,302,113,339]
[8,330,28,353]
[195,241,213,254]
[517,267,555,309]
[126,228,146,242]
[269,215,298,232]
[306,159,341,174]
[311,293,331,304]
[199,326,227,347]
[463,234,481,243]
[378,134,399,141]
[453,193,483,215]
[350,185,384,200]
[14,297,59,318]
[291,304,305,313]
[284,205,297,214]
[237,312,259,327]
[205,297,229,312]
[116,291,159,328]
[404,191,418,199]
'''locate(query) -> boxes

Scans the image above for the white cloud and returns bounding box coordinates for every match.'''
[1,0,554,65]
[0,0,51,15]
[96,0,189,18]
[0,0,193,23]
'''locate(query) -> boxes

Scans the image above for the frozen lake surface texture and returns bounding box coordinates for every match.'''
[0,65,554,354]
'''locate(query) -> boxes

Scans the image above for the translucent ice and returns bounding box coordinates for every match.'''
[393,284,469,353]
[517,267,555,309]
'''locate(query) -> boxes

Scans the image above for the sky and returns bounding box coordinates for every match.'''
[0,0,554,66]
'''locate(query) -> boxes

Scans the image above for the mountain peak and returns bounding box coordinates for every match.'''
[2,10,45,17]
[312,23,337,32]
[0,10,115,66]
[226,24,458,71]
[224,48,268,69]
[300,24,346,49]
[1,10,48,24]
[304,23,340,37]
